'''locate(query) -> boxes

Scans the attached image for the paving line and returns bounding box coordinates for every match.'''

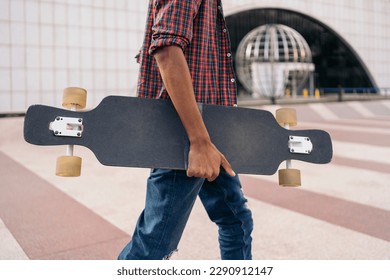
[323,118,390,128]
[299,121,390,135]
[380,100,390,111]
[0,151,129,260]
[347,101,376,118]
[0,218,29,260]
[245,159,390,212]
[307,103,340,121]
[332,140,390,164]
[241,175,390,243]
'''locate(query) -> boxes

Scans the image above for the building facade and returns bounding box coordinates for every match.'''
[1,0,389,113]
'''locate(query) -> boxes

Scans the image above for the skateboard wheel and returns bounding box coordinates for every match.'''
[278,169,301,187]
[276,108,297,127]
[62,87,87,110]
[56,156,82,177]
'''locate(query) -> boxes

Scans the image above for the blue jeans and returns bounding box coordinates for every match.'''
[118,169,253,260]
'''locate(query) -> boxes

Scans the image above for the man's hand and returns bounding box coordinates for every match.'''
[187,139,236,182]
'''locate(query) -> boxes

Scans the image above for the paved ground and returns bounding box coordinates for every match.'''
[0,99,389,260]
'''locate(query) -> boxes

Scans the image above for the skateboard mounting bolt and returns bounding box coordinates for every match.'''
[78,119,82,122]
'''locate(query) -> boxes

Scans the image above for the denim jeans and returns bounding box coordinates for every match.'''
[118,169,253,260]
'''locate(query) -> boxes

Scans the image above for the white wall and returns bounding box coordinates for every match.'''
[0,0,148,113]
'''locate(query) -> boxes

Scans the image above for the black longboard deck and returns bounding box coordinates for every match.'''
[24,96,332,175]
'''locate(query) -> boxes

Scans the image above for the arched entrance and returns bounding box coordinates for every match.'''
[226,8,377,96]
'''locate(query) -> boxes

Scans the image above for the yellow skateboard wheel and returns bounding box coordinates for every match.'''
[275,108,297,127]
[278,168,301,187]
[62,87,87,110]
[56,156,82,177]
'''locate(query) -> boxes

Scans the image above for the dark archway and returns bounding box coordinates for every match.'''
[226,8,377,95]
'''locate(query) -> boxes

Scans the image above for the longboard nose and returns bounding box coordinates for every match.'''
[24,105,41,144]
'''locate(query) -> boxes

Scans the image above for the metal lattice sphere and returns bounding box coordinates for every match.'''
[236,24,315,99]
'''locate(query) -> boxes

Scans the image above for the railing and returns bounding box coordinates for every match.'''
[318,87,390,102]
[237,87,390,106]
[319,87,390,95]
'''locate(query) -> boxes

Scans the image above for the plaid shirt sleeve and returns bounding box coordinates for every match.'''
[138,0,237,106]
[149,0,199,55]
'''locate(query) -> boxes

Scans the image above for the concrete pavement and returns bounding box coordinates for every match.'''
[0,99,389,259]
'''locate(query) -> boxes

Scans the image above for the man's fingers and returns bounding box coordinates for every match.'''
[221,156,236,177]
[186,164,197,178]
[186,151,235,180]
[187,163,220,181]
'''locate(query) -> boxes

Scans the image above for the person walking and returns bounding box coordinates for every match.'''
[118,0,253,260]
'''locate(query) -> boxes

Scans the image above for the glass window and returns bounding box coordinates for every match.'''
[26,70,40,90]
[80,71,93,89]
[68,69,81,85]
[0,93,12,112]
[0,23,10,44]
[10,23,25,45]
[80,6,92,27]
[68,48,80,69]
[10,0,24,21]
[67,5,80,27]
[25,1,39,23]
[41,70,54,90]
[93,50,105,69]
[80,27,93,48]
[0,46,10,67]
[55,69,68,90]
[12,93,26,112]
[0,0,10,21]
[40,2,53,24]
[26,47,40,68]
[55,47,67,69]
[41,47,54,68]
[0,70,11,90]
[41,25,54,46]
[67,26,80,47]
[27,90,41,106]
[12,69,26,91]
[26,24,40,46]
[93,29,104,49]
[11,46,25,68]
[80,49,92,69]
[54,4,67,25]
[54,26,67,47]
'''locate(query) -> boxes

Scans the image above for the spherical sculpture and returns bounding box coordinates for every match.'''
[236,24,315,99]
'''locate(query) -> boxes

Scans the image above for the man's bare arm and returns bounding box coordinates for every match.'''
[154,45,235,181]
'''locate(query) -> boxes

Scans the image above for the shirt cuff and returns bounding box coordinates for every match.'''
[149,35,189,56]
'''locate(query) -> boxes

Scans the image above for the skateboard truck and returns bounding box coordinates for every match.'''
[50,117,84,137]
[288,136,313,154]
[275,108,301,187]
[54,87,87,177]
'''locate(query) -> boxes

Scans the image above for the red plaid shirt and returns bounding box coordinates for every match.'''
[137,0,237,106]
